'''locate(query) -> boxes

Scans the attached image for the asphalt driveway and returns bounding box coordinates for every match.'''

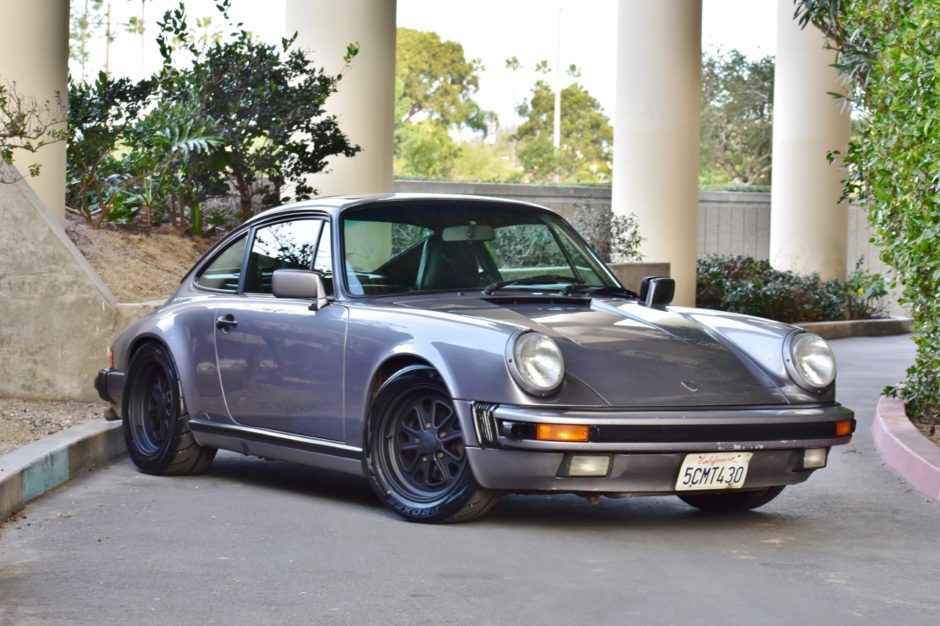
[0,335,937,625]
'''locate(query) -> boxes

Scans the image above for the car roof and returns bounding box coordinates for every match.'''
[245,193,550,225]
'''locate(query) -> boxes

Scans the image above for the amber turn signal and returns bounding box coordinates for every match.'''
[536,423,590,442]
[835,420,854,437]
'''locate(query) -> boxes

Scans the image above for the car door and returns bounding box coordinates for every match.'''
[214,217,347,442]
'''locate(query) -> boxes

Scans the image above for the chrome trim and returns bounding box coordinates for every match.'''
[471,402,499,448]
[492,403,854,425]
[495,435,852,453]
[189,419,362,460]
[490,403,854,452]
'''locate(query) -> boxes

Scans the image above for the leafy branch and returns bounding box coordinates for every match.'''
[0,79,66,182]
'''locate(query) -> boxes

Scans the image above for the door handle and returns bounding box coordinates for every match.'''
[215,314,238,330]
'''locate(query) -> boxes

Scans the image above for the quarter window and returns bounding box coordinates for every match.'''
[194,234,248,292]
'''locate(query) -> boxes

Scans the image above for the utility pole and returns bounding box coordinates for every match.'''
[552,5,562,182]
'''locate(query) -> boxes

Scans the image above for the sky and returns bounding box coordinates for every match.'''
[77,0,777,129]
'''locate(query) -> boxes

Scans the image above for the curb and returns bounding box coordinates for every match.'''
[0,421,125,523]
[872,396,940,503]
[798,317,912,340]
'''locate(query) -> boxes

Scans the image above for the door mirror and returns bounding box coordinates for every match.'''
[272,269,329,310]
[639,275,675,307]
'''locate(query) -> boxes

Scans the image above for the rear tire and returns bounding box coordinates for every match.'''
[678,486,785,512]
[122,343,216,475]
[365,368,500,523]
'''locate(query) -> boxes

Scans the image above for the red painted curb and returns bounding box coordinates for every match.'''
[872,396,940,502]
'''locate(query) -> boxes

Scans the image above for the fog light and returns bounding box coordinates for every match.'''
[536,423,589,442]
[802,448,828,469]
[561,455,612,477]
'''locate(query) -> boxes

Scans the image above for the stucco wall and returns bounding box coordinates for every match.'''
[0,169,158,401]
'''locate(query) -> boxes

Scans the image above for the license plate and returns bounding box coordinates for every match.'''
[675,452,753,491]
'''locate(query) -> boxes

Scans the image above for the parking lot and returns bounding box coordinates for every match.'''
[1,335,938,625]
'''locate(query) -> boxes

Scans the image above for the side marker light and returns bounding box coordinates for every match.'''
[536,424,589,443]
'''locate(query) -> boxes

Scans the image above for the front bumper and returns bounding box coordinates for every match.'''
[95,368,125,410]
[462,401,855,494]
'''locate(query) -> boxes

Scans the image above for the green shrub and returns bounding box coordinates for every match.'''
[65,0,358,235]
[568,201,644,263]
[797,0,940,417]
[696,255,886,324]
[843,258,888,320]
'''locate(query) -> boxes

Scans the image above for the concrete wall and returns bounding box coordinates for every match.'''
[394,180,609,222]
[395,180,887,273]
[0,167,159,402]
[608,263,672,293]
[698,191,772,259]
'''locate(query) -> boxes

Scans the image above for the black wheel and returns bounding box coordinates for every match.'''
[678,486,785,512]
[122,342,216,475]
[365,368,500,523]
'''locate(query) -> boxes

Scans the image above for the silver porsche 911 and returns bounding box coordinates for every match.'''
[96,194,855,523]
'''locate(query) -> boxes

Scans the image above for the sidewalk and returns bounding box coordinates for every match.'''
[0,421,123,522]
[873,396,940,501]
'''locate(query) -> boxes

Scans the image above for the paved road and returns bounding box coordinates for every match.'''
[1,335,938,625]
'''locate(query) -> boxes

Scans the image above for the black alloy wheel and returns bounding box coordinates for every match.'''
[366,368,500,523]
[122,343,216,475]
[127,356,175,456]
[384,388,467,499]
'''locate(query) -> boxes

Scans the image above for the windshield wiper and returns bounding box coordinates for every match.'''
[561,284,640,299]
[483,274,585,295]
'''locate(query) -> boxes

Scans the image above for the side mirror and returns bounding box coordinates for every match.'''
[639,275,675,307]
[272,269,329,311]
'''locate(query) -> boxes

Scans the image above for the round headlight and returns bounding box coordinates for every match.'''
[507,331,565,396]
[785,332,836,390]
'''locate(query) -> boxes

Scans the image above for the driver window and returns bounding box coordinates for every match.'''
[244,219,324,295]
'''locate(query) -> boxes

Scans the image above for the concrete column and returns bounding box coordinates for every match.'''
[612,0,702,306]
[285,0,396,197]
[770,0,851,279]
[0,0,69,225]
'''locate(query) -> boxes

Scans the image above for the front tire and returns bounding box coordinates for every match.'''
[365,368,500,523]
[678,486,785,512]
[122,343,216,475]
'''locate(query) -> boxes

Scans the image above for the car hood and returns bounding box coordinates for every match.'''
[394,295,789,407]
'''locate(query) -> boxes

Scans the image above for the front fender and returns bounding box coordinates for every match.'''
[111,297,222,420]
[343,305,606,448]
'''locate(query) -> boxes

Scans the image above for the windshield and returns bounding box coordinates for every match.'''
[341,201,620,296]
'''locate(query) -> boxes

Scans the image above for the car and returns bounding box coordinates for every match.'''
[95,193,855,523]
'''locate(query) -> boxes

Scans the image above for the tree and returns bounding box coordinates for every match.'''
[69,0,106,80]
[395,28,488,132]
[514,81,612,184]
[64,0,360,234]
[449,133,523,183]
[66,72,153,226]
[796,0,940,418]
[1,78,66,183]
[155,1,360,221]
[393,28,496,179]
[700,50,774,186]
[394,120,460,180]
[119,96,222,234]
